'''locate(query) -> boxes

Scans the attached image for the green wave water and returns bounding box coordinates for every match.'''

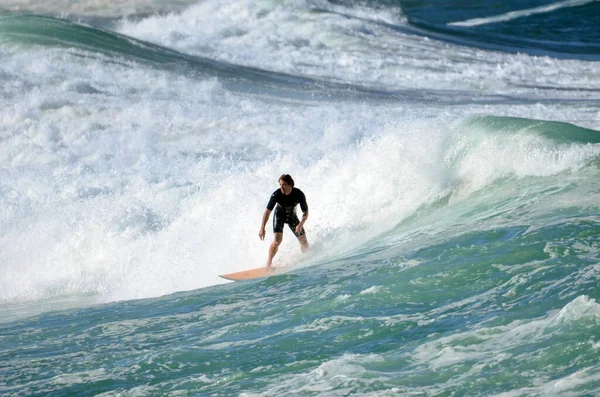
[2,212,599,395]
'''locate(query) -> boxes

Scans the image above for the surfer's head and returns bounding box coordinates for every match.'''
[278,174,294,195]
[279,174,294,187]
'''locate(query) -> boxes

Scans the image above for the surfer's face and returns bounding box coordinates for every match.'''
[279,180,292,195]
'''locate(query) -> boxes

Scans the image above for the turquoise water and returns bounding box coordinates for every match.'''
[3,206,599,394]
[1,0,599,395]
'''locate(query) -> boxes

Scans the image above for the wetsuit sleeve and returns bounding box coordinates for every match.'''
[299,190,308,213]
[266,190,278,211]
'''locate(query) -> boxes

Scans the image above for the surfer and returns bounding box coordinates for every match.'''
[259,174,309,269]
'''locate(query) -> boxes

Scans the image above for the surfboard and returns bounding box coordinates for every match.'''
[218,266,279,281]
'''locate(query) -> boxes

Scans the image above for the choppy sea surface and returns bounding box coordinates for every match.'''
[1,0,599,395]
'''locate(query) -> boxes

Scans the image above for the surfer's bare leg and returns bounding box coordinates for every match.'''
[266,232,283,269]
[297,234,309,252]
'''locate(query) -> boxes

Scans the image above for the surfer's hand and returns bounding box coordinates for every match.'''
[259,228,265,240]
[295,223,303,234]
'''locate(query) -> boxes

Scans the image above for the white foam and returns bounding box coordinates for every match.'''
[257,353,385,395]
[491,368,600,397]
[413,296,600,371]
[0,0,196,18]
[551,295,600,324]
[360,286,383,295]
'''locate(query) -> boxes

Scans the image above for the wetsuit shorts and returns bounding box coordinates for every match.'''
[273,206,305,236]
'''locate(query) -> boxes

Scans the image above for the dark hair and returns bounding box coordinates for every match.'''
[279,174,295,187]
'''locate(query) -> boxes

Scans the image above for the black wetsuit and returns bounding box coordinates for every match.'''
[266,188,308,236]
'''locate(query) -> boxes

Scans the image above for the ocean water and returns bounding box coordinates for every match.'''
[1,0,599,395]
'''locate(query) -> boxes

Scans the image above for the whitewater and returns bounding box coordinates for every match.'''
[1,0,599,395]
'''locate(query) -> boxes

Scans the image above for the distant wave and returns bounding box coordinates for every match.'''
[449,0,597,27]
[401,0,600,60]
[1,13,542,103]
[406,16,600,60]
[0,14,358,99]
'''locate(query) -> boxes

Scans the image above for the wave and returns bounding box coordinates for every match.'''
[0,15,311,84]
[349,115,600,260]
[4,7,598,108]
[400,0,600,59]
[310,0,600,58]
[462,115,600,144]
[1,109,597,305]
[0,14,383,101]
[112,0,600,101]
[406,18,600,60]
[0,14,421,102]
[448,0,597,27]
[3,1,600,63]
[4,14,565,104]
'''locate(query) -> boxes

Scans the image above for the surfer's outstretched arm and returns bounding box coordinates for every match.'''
[259,209,272,240]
